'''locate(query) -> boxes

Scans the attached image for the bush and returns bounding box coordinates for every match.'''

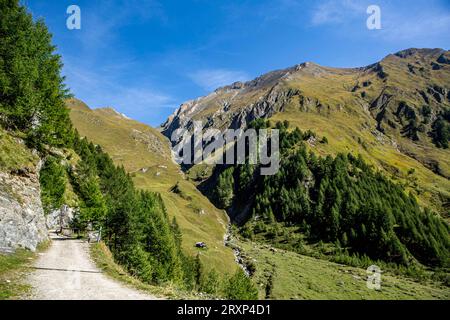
[223,269,258,300]
[200,269,221,295]
[214,167,235,209]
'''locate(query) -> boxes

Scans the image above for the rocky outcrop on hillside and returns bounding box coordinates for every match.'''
[0,168,48,252]
[46,204,75,231]
[161,64,301,137]
[130,129,171,160]
[161,61,356,137]
[162,84,303,140]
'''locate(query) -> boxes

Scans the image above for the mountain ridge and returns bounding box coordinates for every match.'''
[163,48,448,132]
[161,48,450,216]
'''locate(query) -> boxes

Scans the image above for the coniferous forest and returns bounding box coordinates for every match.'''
[213,120,449,277]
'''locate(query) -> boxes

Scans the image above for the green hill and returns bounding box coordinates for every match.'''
[1,0,449,299]
[68,95,450,299]
[68,98,236,275]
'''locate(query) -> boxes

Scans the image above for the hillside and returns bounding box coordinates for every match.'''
[68,98,236,275]
[0,128,47,252]
[2,1,259,300]
[232,237,449,300]
[159,48,450,298]
[162,48,450,216]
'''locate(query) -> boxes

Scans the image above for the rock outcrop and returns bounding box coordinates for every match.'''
[45,204,75,231]
[0,168,48,252]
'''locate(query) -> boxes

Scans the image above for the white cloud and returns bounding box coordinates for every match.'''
[311,0,365,26]
[378,9,450,42]
[189,69,250,91]
[309,0,450,43]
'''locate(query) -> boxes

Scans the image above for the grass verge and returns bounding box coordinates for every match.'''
[0,241,50,300]
[0,128,38,172]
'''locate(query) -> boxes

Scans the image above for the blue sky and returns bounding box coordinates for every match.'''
[26,0,450,126]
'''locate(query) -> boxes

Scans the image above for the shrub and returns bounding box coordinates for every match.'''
[223,269,258,300]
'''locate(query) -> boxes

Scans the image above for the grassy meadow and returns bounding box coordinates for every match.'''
[234,238,449,300]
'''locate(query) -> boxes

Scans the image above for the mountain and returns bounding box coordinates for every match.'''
[2,1,258,299]
[68,98,236,275]
[163,48,450,216]
[158,49,450,298]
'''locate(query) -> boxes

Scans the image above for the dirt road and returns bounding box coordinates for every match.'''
[26,234,158,300]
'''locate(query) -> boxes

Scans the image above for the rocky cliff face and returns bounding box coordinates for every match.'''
[162,49,450,141]
[161,63,309,137]
[0,167,48,252]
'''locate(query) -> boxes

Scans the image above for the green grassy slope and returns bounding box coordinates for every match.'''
[162,49,450,299]
[270,106,450,217]
[68,98,236,275]
[0,128,38,171]
[0,241,50,300]
[234,238,449,300]
[267,50,450,215]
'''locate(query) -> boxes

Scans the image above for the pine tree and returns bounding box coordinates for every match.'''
[171,217,183,249]
[194,254,203,290]
[200,269,220,295]
[39,156,67,214]
[0,0,71,148]
[243,136,450,267]
[215,167,235,209]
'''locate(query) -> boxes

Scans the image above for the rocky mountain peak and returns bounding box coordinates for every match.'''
[393,48,445,59]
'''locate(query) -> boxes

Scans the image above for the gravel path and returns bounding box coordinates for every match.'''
[26,234,159,300]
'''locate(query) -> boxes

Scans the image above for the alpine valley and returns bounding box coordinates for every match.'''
[0,0,449,300]
[70,48,450,299]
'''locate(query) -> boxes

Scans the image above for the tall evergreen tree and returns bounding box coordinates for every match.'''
[0,0,71,148]
[39,156,66,214]
[215,167,235,209]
